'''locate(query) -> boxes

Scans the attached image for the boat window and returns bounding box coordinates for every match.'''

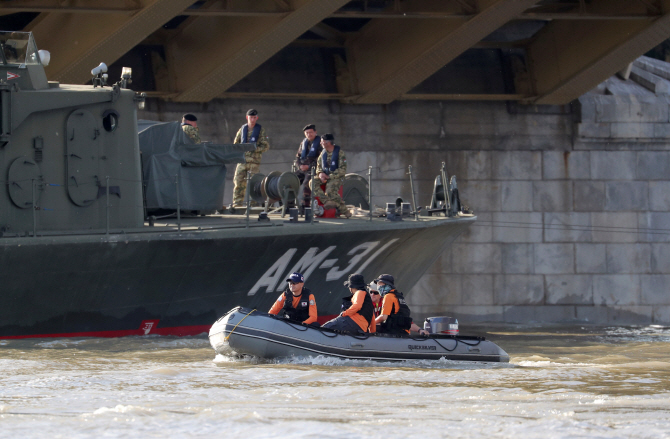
[102,110,119,132]
[0,31,40,66]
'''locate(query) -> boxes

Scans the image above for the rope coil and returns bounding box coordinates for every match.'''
[265,174,283,200]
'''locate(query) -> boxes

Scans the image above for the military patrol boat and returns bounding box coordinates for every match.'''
[209,307,510,363]
[0,31,475,339]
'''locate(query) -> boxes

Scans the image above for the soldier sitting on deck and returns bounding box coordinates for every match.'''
[314,133,351,218]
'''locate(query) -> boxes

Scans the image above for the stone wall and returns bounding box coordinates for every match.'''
[139,90,670,325]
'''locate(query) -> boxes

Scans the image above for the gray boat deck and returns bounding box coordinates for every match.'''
[0,209,475,245]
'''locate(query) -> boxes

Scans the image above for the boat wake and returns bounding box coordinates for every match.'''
[213,353,515,370]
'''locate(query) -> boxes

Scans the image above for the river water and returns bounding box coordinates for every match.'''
[1,325,669,438]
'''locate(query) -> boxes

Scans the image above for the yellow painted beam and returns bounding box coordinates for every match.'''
[26,0,196,84]
[171,0,350,102]
[530,0,670,105]
[349,0,541,105]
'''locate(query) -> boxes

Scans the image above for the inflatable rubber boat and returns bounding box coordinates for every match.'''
[209,307,510,363]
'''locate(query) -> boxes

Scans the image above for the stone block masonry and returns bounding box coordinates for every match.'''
[139,87,670,325]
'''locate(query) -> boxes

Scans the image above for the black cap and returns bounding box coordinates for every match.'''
[182,113,197,122]
[303,124,316,131]
[373,274,395,288]
[246,109,258,116]
[322,133,334,141]
[344,273,366,290]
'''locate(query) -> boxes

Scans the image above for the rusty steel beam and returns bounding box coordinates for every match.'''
[637,0,661,14]
[0,6,139,15]
[144,91,530,101]
[349,0,541,105]
[453,0,478,14]
[522,12,657,20]
[26,0,197,85]
[1,4,660,20]
[530,0,670,105]
[218,92,350,100]
[400,93,532,101]
[171,0,351,102]
[309,22,347,44]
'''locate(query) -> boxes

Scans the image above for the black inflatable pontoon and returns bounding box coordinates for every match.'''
[209,307,509,363]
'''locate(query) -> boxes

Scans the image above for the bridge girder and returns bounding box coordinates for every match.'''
[2,0,669,104]
[348,0,541,105]
[24,0,196,85]
[168,0,351,102]
[529,0,670,105]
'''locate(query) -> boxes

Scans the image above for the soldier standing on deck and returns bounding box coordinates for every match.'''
[314,133,351,218]
[181,114,200,144]
[231,109,270,207]
[294,124,322,209]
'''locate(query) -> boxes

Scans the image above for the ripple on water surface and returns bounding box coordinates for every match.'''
[0,327,669,438]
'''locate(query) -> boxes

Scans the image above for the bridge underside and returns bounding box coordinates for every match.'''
[3,0,670,104]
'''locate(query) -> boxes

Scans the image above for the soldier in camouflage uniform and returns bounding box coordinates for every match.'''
[181,114,201,144]
[314,133,351,218]
[232,109,270,206]
[294,124,322,208]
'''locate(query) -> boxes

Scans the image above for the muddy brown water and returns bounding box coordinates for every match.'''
[1,325,669,438]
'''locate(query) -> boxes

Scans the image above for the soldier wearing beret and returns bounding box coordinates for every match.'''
[181,113,200,144]
[294,124,322,209]
[314,133,351,218]
[232,109,270,207]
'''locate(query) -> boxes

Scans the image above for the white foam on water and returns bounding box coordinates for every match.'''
[2,326,670,438]
[213,352,514,370]
[34,339,90,348]
[515,360,601,368]
[603,325,670,343]
[87,405,156,416]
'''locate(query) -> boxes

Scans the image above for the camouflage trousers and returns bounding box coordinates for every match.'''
[297,172,313,207]
[233,162,260,206]
[313,177,348,214]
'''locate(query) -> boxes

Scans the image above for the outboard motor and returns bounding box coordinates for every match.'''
[424,317,459,335]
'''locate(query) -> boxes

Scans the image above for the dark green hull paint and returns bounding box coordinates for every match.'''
[0,216,473,337]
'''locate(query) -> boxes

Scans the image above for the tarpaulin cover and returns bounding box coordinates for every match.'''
[138,120,254,211]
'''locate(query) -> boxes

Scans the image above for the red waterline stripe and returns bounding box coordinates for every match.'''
[1,315,340,339]
[1,325,212,339]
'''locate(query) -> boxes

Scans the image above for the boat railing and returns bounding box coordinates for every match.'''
[0,161,467,239]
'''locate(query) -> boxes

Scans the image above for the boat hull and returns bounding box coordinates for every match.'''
[209,307,510,363]
[0,216,473,338]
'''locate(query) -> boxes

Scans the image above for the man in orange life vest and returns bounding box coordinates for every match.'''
[268,272,318,325]
[374,274,414,335]
[372,274,428,336]
[322,273,376,334]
